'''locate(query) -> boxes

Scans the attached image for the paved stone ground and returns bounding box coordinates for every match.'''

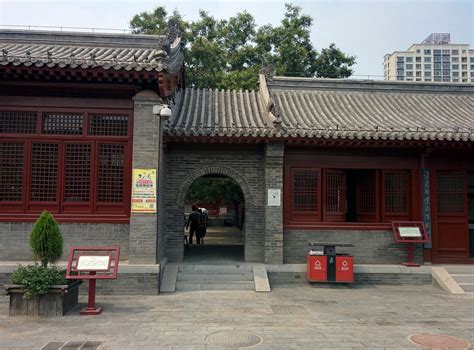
[0,284,473,349]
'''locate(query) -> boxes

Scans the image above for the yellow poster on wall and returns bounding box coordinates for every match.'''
[131,168,157,213]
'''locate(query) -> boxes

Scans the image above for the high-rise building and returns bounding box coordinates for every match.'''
[384,33,474,83]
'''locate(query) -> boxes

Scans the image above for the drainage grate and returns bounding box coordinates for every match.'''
[408,334,470,350]
[205,331,263,347]
[270,305,308,314]
[41,341,102,350]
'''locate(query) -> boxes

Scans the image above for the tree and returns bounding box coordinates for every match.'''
[29,210,63,267]
[129,3,356,89]
[269,4,318,77]
[314,43,356,78]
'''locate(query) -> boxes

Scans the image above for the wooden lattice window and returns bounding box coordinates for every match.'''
[323,169,346,222]
[42,112,83,135]
[64,144,91,202]
[98,144,125,203]
[30,143,59,202]
[0,142,24,201]
[292,169,319,212]
[0,108,131,220]
[89,114,129,136]
[0,111,37,134]
[383,170,410,216]
[437,171,465,213]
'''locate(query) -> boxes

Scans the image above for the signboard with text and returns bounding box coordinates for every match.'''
[77,255,111,271]
[131,168,157,213]
[66,246,120,280]
[391,221,430,243]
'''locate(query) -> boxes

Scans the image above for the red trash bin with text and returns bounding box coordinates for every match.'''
[335,256,354,282]
[307,255,328,282]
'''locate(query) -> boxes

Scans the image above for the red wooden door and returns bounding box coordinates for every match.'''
[432,170,469,263]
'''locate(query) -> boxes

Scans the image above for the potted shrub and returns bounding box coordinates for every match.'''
[5,210,81,316]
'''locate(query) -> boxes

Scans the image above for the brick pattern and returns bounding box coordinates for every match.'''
[78,273,159,295]
[268,272,431,285]
[0,223,129,261]
[284,229,423,264]
[264,142,285,264]
[1,272,159,295]
[129,93,162,264]
[164,144,265,262]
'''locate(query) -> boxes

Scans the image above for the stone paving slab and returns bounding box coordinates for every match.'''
[0,284,473,349]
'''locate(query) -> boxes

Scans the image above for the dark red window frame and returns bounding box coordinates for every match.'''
[0,108,132,223]
[284,163,416,229]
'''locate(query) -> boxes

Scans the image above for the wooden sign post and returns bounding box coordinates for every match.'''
[391,222,429,267]
[66,246,120,315]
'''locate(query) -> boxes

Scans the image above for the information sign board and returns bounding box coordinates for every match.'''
[66,246,121,316]
[77,255,110,271]
[391,221,429,243]
[398,227,422,238]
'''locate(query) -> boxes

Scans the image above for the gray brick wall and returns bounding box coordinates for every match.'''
[164,143,265,262]
[1,272,159,295]
[129,92,162,264]
[284,229,423,264]
[268,272,431,285]
[264,141,285,264]
[0,223,129,261]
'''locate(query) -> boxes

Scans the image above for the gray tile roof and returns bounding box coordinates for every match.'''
[165,87,274,137]
[0,29,184,74]
[269,78,473,141]
[165,76,474,142]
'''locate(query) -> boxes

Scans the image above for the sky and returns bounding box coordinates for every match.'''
[0,0,473,78]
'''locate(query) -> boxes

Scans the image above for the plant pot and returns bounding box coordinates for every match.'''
[5,280,82,316]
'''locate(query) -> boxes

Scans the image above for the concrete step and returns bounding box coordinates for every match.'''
[160,264,178,293]
[451,274,474,284]
[178,264,253,273]
[178,272,254,282]
[177,281,255,291]
[459,283,474,293]
[443,266,474,275]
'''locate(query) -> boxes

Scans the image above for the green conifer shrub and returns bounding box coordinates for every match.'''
[29,210,63,267]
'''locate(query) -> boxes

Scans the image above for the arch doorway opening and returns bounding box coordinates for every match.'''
[184,175,245,263]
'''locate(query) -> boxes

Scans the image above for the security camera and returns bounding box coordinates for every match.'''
[159,104,172,119]
[152,104,172,120]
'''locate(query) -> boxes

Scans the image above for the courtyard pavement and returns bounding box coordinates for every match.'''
[1,284,473,349]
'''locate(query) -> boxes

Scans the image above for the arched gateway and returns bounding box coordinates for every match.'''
[163,144,266,263]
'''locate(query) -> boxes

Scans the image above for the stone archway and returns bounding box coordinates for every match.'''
[175,166,255,262]
[176,166,254,208]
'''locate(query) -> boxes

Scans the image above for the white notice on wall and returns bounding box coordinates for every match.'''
[77,255,110,271]
[398,227,422,238]
[268,189,281,206]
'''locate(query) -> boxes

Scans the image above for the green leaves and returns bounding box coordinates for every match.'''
[129,3,356,89]
[314,43,356,79]
[29,210,63,267]
[11,264,67,299]
[186,177,244,205]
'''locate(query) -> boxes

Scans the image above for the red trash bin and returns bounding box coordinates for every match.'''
[336,256,354,282]
[307,255,327,282]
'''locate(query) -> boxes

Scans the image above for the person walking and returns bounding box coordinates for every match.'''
[198,207,208,244]
[186,205,203,245]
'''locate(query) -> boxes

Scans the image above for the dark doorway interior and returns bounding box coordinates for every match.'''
[183,175,245,263]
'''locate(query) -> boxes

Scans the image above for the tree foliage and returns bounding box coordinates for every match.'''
[314,43,356,78]
[129,3,356,89]
[186,177,244,205]
[29,210,63,267]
